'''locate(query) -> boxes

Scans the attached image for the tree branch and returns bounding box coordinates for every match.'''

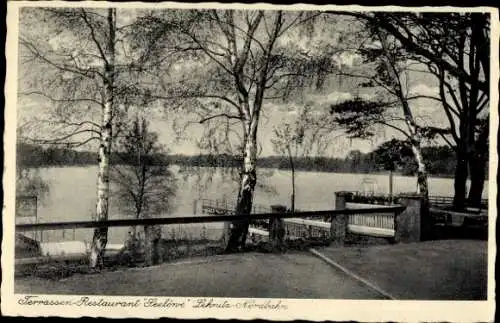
[199,113,244,124]
[20,37,104,80]
[26,135,100,148]
[80,9,109,65]
[20,91,102,106]
[328,11,488,93]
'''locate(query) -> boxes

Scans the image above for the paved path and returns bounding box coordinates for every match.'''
[16,252,384,299]
[313,239,488,300]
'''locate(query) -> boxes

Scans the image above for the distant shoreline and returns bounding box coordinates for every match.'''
[17,142,470,179]
[25,163,461,180]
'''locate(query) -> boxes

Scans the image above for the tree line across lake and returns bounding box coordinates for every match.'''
[17,141,461,178]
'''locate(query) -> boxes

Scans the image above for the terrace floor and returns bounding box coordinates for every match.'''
[15,252,383,299]
[15,240,488,300]
[315,239,488,300]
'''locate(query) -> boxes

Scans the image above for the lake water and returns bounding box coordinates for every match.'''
[18,166,487,244]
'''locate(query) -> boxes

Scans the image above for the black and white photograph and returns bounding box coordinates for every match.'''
[2,1,497,321]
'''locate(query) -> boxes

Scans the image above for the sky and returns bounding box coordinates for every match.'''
[16,7,451,159]
[146,87,445,158]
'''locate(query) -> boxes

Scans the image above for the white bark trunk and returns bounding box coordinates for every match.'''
[411,143,428,194]
[226,120,258,251]
[405,121,429,197]
[239,133,257,203]
[225,12,279,251]
[89,8,115,269]
[379,39,429,198]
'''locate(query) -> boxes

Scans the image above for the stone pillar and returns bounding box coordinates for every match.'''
[269,205,286,252]
[331,193,348,246]
[334,192,347,210]
[394,194,427,243]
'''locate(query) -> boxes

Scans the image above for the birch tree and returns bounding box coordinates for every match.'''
[376,29,429,197]
[18,8,137,268]
[131,9,332,251]
[330,27,434,198]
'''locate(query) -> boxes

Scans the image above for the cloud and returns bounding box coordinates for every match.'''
[306,91,353,106]
[332,52,363,68]
[409,83,439,98]
[407,83,443,119]
[365,40,382,49]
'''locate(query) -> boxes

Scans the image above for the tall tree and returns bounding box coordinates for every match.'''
[111,114,176,266]
[270,105,334,212]
[329,26,434,198]
[131,9,329,251]
[327,11,490,209]
[18,8,138,268]
[421,14,490,208]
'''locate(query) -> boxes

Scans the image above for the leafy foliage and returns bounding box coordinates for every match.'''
[330,98,388,139]
[372,139,413,171]
[111,116,177,219]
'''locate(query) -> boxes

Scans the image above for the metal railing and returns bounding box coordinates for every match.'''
[15,204,406,278]
[428,195,488,208]
[339,191,488,208]
[349,213,394,229]
[16,207,406,232]
[200,199,271,215]
[200,199,404,240]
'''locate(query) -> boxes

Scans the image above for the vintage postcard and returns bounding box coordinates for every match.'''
[2,1,498,321]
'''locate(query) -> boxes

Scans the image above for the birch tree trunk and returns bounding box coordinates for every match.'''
[226,120,258,252]
[89,8,116,269]
[378,33,429,199]
[226,12,282,251]
[410,137,429,197]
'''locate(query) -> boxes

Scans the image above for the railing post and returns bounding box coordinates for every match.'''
[334,192,347,210]
[394,194,427,243]
[331,193,348,246]
[269,205,286,252]
[144,225,153,266]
